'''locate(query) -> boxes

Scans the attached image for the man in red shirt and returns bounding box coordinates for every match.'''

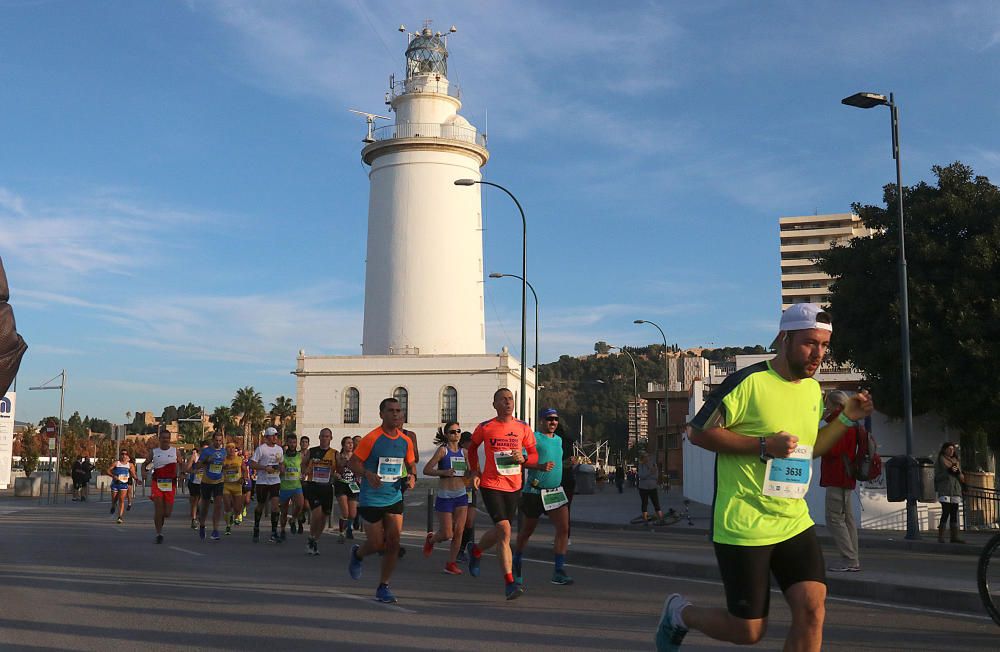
[819,391,860,572]
[466,388,538,600]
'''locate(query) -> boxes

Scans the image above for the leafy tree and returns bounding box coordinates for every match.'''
[176,403,204,443]
[270,396,295,435]
[95,436,116,475]
[161,405,179,424]
[87,418,113,436]
[821,162,1000,470]
[232,386,265,450]
[20,425,40,475]
[211,406,236,437]
[58,429,79,477]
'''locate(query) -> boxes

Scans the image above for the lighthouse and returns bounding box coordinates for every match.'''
[361,26,489,356]
[294,24,535,467]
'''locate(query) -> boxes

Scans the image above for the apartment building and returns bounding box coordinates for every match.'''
[779,212,871,309]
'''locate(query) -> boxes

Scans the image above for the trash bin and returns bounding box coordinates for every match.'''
[885,455,914,502]
[915,457,937,503]
[575,464,596,495]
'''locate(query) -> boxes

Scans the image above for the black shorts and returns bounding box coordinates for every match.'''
[714,526,826,620]
[520,492,548,519]
[305,483,334,515]
[334,481,358,499]
[187,481,200,496]
[255,483,280,502]
[199,483,224,499]
[480,487,520,523]
[73,479,87,489]
[358,500,404,524]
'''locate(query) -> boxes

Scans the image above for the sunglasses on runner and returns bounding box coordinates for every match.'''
[545,417,559,422]
[447,429,461,434]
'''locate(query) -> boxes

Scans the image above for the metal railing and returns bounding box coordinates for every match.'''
[390,78,461,101]
[371,122,486,147]
[964,485,1000,530]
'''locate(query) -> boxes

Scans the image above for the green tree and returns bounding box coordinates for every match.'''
[176,403,204,444]
[821,162,1000,469]
[20,425,40,476]
[87,418,113,436]
[95,435,116,475]
[232,386,265,450]
[161,405,178,424]
[270,396,295,435]
[58,429,79,477]
[211,406,236,437]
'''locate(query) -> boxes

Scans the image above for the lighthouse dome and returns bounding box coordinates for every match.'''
[405,27,448,79]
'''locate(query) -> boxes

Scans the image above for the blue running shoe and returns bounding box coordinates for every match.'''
[199,526,206,540]
[655,593,689,651]
[504,581,525,601]
[457,549,468,563]
[551,568,574,585]
[467,542,480,577]
[210,530,220,541]
[348,544,363,580]
[375,584,397,604]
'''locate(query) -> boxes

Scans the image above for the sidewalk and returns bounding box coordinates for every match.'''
[517,485,995,615]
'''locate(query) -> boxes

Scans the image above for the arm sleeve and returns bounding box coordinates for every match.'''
[468,424,484,472]
[522,427,538,466]
[353,433,376,464]
[404,436,415,465]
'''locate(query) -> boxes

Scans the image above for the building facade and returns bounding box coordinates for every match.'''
[779,212,871,309]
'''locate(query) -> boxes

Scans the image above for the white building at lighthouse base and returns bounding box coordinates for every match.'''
[294,349,536,467]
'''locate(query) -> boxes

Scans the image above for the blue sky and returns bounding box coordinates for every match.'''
[2,1,998,424]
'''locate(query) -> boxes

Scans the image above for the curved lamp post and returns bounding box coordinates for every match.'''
[608,345,639,451]
[490,272,538,424]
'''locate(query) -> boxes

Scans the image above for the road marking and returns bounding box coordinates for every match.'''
[328,589,417,614]
[523,558,993,622]
[168,546,204,557]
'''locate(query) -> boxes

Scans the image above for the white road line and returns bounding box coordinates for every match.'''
[168,546,204,557]
[523,558,992,622]
[327,589,417,614]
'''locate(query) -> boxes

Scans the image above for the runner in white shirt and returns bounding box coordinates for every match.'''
[145,427,179,544]
[250,427,284,544]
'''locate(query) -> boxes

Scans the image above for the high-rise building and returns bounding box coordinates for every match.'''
[294,24,535,467]
[778,213,871,309]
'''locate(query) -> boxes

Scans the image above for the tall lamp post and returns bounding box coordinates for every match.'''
[29,369,66,504]
[608,346,639,452]
[634,319,669,477]
[842,90,917,540]
[490,272,538,424]
[455,178,528,421]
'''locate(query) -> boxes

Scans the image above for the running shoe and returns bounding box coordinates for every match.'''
[375,584,397,604]
[126,503,132,512]
[828,564,861,572]
[210,530,220,541]
[348,544,363,580]
[306,538,319,556]
[199,526,206,540]
[504,581,524,601]
[155,534,164,544]
[190,519,197,529]
[423,532,435,557]
[116,517,123,524]
[551,568,574,585]
[234,517,243,526]
[444,562,463,575]
[268,532,281,544]
[345,528,354,540]
[655,593,689,652]
[252,527,260,543]
[457,549,468,563]
[513,557,523,584]
[110,504,115,514]
[467,543,480,577]
[397,546,406,559]
[225,525,232,536]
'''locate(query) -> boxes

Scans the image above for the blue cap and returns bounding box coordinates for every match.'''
[539,408,559,419]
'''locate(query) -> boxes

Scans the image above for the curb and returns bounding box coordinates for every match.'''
[523,542,984,615]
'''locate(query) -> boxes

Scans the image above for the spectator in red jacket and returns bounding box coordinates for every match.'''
[819,390,860,572]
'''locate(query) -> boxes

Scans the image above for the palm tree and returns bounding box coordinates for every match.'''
[211,406,235,437]
[231,386,265,451]
[270,396,295,435]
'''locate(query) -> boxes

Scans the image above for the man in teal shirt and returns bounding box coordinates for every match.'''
[512,408,573,586]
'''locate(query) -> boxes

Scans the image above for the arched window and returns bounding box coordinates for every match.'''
[393,387,409,422]
[343,387,360,424]
[440,386,457,423]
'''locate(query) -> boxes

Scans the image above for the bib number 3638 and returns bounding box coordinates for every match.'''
[762,445,813,499]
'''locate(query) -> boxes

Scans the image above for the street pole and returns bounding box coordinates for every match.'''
[490,273,538,425]
[610,346,639,452]
[29,370,66,505]
[842,90,918,540]
[455,179,528,421]
[635,319,669,478]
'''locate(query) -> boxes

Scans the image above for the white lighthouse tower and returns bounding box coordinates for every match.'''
[294,24,534,468]
[362,26,489,356]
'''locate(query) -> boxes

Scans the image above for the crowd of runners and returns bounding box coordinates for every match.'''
[127,388,573,606]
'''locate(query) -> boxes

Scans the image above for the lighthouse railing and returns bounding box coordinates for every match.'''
[372,122,486,147]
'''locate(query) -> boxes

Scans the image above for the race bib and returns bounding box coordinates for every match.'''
[284,470,300,481]
[195,470,204,482]
[209,463,222,474]
[348,481,360,494]
[224,469,240,483]
[116,473,129,484]
[377,457,404,482]
[541,486,569,511]
[494,450,521,476]
[311,466,331,484]
[156,479,174,492]
[450,456,468,477]
[763,444,813,499]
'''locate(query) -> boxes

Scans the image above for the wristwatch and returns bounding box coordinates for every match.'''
[759,437,774,464]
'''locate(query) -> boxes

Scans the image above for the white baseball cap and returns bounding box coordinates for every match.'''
[771,303,832,348]
[264,427,279,437]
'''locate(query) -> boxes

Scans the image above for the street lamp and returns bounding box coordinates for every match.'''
[634,319,669,476]
[29,369,65,504]
[490,272,539,424]
[608,346,639,451]
[842,90,918,540]
[455,178,528,421]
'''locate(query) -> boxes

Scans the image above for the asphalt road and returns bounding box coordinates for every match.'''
[1,497,996,651]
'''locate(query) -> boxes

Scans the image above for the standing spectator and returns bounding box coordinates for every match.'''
[935,442,965,543]
[819,390,860,572]
[80,457,93,501]
[71,457,86,501]
[614,464,625,494]
[637,452,665,523]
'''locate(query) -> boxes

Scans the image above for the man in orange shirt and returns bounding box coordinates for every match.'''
[466,388,538,600]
